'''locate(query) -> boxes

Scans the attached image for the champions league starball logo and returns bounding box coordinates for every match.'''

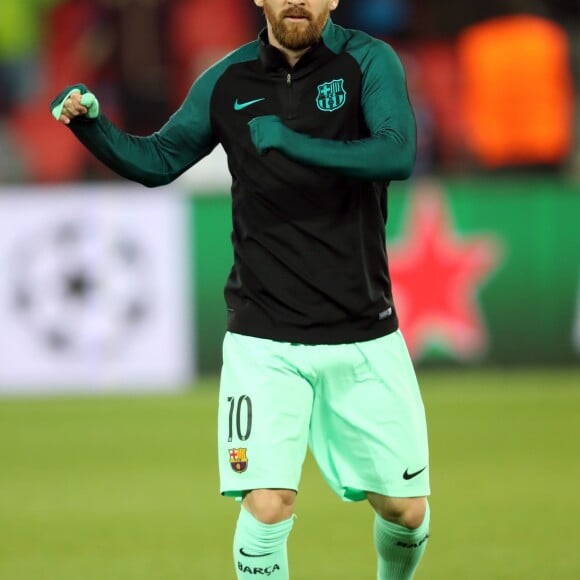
[9,220,152,357]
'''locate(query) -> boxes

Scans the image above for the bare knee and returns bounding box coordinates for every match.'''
[242,489,296,524]
[367,494,427,530]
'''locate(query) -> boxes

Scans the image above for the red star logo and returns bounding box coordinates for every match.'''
[389,184,502,360]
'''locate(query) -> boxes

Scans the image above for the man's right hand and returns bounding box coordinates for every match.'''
[50,84,100,125]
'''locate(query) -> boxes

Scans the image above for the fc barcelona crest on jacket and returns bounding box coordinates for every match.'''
[316,79,347,112]
[229,448,248,473]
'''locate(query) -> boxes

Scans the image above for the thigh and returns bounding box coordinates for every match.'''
[218,332,313,500]
[309,331,430,501]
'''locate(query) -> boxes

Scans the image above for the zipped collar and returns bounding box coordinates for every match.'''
[259,19,335,73]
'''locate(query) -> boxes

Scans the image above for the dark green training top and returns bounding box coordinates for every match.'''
[63,20,417,345]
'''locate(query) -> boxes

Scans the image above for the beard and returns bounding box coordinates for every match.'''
[264,3,330,51]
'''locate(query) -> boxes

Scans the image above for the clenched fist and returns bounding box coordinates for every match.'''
[50,84,100,125]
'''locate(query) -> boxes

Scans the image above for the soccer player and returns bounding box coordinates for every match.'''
[51,1,430,578]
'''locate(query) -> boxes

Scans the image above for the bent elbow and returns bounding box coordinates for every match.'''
[381,156,414,181]
[375,134,416,180]
[141,177,170,188]
[133,171,175,188]
[390,147,416,180]
[393,159,415,180]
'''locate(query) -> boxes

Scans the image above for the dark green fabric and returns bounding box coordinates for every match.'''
[252,29,416,181]
[60,28,414,185]
[66,42,258,187]
[68,77,217,187]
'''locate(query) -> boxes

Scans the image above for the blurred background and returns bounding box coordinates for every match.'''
[0,1,579,579]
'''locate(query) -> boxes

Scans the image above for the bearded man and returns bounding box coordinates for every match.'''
[51,2,430,578]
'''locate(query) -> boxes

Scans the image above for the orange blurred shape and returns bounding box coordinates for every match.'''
[458,15,574,168]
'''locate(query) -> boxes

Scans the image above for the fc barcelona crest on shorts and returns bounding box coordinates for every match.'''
[316,79,347,112]
[229,448,248,473]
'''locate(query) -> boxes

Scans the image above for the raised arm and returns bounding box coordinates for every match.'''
[50,72,219,187]
[248,42,417,181]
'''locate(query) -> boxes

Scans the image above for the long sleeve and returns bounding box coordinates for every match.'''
[249,41,417,181]
[68,69,219,187]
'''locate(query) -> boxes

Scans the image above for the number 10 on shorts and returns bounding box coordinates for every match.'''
[227,395,253,442]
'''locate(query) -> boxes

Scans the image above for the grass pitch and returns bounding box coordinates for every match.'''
[0,368,579,579]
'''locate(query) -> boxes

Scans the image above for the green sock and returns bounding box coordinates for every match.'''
[374,502,430,580]
[233,506,294,579]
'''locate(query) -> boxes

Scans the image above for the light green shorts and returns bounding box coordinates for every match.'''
[218,331,430,501]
